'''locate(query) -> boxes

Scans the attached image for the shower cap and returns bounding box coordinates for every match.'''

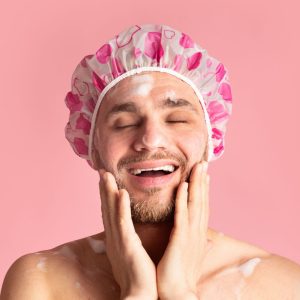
[64,23,233,169]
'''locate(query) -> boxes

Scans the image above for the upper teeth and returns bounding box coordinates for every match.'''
[130,165,176,175]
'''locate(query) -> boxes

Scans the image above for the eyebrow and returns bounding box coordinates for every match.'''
[106,98,200,120]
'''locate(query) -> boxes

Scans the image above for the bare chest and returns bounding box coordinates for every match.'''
[63,264,254,300]
[52,241,264,300]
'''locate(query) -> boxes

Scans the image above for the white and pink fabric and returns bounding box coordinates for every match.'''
[64,24,233,169]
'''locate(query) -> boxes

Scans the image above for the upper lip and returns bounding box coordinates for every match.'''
[127,160,179,171]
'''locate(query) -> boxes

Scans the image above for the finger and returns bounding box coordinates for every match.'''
[99,173,109,218]
[99,171,109,212]
[203,174,210,226]
[199,173,210,236]
[99,174,112,236]
[174,182,188,231]
[190,163,208,231]
[118,189,136,237]
[188,162,205,222]
[103,172,119,232]
[99,171,120,239]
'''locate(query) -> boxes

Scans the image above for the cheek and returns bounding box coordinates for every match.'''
[99,133,132,169]
[178,131,206,161]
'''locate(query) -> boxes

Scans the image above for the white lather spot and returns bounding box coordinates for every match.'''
[87,237,106,254]
[75,281,81,289]
[214,257,262,280]
[58,245,78,261]
[36,257,47,272]
[164,90,177,102]
[129,74,154,97]
[239,257,261,277]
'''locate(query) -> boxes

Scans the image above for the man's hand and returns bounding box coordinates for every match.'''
[156,161,212,300]
[99,171,158,300]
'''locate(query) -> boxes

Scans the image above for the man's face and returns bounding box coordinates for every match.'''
[93,71,208,223]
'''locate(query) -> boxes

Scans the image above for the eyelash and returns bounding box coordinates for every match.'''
[115,125,136,129]
[115,120,187,129]
[167,120,187,123]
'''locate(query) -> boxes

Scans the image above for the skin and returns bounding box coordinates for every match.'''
[98,162,211,299]
[1,72,300,300]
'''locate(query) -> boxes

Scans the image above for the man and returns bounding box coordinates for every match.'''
[1,24,300,300]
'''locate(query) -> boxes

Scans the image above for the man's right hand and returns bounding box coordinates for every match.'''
[99,170,158,300]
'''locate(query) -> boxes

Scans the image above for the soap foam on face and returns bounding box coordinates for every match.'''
[129,74,154,97]
[163,90,177,102]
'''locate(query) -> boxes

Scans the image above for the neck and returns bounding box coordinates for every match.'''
[133,221,217,265]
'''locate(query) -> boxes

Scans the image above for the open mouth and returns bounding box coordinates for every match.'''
[125,161,181,188]
[128,165,179,177]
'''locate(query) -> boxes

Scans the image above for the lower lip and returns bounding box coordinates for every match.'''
[127,169,179,188]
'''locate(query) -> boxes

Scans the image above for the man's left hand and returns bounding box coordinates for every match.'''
[156,161,212,300]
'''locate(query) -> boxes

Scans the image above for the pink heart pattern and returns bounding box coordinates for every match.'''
[64,24,233,169]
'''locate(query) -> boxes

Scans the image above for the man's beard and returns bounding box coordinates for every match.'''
[113,151,190,224]
[115,179,178,223]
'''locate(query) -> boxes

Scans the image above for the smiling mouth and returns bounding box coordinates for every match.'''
[128,166,179,177]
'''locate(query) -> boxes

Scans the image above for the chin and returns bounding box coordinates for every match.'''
[130,192,176,224]
[114,173,179,224]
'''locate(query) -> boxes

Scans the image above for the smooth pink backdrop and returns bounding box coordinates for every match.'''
[1,0,299,287]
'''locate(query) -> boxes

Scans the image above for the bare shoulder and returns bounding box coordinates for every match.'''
[243,253,300,299]
[1,233,118,300]
[224,232,300,299]
[0,252,54,299]
[199,230,300,300]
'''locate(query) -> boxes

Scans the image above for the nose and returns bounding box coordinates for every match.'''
[132,118,169,152]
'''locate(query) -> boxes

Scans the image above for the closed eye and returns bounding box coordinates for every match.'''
[115,124,137,129]
[167,120,188,123]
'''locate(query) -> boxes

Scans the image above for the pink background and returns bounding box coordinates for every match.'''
[1,0,299,287]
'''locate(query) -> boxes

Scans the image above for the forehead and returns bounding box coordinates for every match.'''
[101,71,200,109]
